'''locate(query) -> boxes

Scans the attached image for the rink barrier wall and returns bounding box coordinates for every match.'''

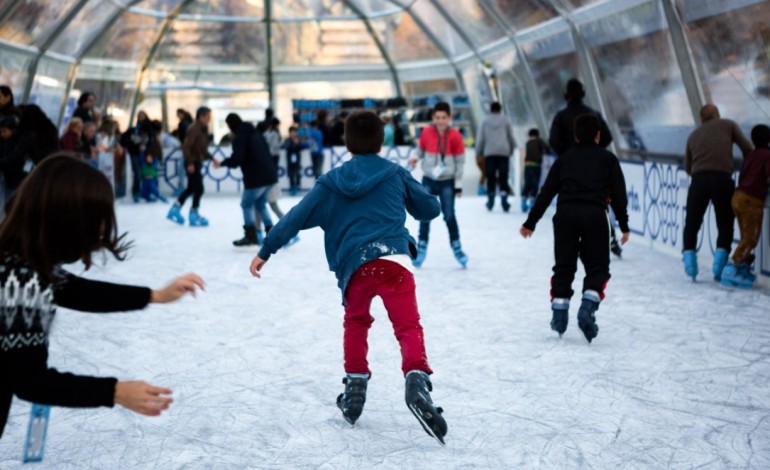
[619,160,770,286]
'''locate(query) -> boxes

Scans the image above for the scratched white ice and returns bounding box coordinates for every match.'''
[1,196,769,469]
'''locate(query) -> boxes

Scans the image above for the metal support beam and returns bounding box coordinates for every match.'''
[21,0,90,103]
[341,0,403,97]
[129,0,196,125]
[56,0,144,127]
[661,0,705,123]
[264,0,275,110]
[478,0,550,134]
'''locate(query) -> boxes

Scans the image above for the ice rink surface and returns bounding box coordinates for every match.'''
[1,195,769,469]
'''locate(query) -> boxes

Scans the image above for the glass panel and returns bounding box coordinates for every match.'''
[273,0,355,19]
[156,20,265,65]
[583,0,694,153]
[488,0,558,31]
[462,65,488,139]
[350,0,411,16]
[678,0,770,130]
[133,0,183,13]
[371,12,443,62]
[0,0,81,45]
[273,21,385,66]
[0,44,33,97]
[408,0,471,58]
[519,23,579,122]
[50,0,121,56]
[403,79,457,95]
[566,0,604,9]
[492,49,538,142]
[27,57,71,121]
[182,0,264,17]
[433,0,505,47]
[85,11,166,61]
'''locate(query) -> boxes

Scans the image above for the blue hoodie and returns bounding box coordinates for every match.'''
[258,154,440,303]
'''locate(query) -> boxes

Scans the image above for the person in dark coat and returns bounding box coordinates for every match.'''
[0,105,59,197]
[0,86,19,118]
[548,78,613,157]
[214,113,278,248]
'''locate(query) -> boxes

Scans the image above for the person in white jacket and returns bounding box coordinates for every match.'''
[475,102,516,212]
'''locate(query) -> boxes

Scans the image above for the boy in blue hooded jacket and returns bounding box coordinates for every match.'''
[249,111,448,445]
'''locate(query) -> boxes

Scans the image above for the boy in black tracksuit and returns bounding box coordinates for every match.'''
[520,114,630,343]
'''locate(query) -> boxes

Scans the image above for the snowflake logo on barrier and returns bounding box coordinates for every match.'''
[644,163,681,246]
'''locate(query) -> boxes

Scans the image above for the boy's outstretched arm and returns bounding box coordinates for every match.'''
[251,185,327,277]
[609,155,631,244]
[403,169,440,221]
[521,159,562,236]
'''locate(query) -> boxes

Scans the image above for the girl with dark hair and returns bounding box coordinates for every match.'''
[0,85,18,117]
[0,155,205,438]
[73,91,96,123]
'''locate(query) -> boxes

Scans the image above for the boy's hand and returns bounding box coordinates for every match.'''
[151,273,205,303]
[212,160,221,169]
[250,256,266,278]
[621,232,630,245]
[519,226,533,238]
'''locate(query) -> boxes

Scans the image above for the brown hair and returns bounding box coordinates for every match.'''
[0,154,129,280]
[345,110,384,155]
[433,101,451,116]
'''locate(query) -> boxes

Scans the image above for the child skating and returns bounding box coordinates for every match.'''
[720,124,770,288]
[519,114,630,343]
[249,111,448,444]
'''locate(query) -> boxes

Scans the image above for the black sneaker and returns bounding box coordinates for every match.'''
[336,375,368,425]
[577,292,600,343]
[405,371,447,445]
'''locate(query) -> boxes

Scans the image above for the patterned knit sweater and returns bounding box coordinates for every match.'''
[0,255,151,438]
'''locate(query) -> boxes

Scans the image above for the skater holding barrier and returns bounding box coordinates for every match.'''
[520,114,630,343]
[249,111,448,445]
[0,155,205,439]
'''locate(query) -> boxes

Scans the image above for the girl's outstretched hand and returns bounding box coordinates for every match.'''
[250,256,266,278]
[151,273,205,303]
[520,227,534,239]
[114,381,173,416]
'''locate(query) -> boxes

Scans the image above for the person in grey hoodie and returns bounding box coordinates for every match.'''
[475,102,516,212]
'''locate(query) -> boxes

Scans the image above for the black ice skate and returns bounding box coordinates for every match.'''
[577,291,600,343]
[551,299,569,337]
[336,374,368,425]
[610,238,622,259]
[405,370,447,446]
[233,225,260,250]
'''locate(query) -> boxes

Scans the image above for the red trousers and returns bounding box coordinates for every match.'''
[343,259,433,377]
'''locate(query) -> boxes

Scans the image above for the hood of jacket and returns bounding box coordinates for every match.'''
[319,154,399,199]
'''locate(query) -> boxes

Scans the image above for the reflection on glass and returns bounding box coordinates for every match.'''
[0,47,32,96]
[407,0,470,58]
[679,0,770,129]
[273,21,384,66]
[583,0,693,153]
[0,0,80,45]
[438,0,504,47]
[28,58,71,121]
[50,0,120,56]
[488,0,558,31]
[85,12,165,61]
[520,27,579,122]
[272,0,354,18]
[492,50,537,142]
[372,13,443,62]
[156,21,266,65]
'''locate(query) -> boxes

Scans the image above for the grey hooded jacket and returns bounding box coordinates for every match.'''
[475,113,516,158]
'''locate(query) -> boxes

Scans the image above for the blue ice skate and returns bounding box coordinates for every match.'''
[166,203,185,225]
[336,374,368,425]
[577,291,600,344]
[712,248,729,281]
[405,370,447,446]
[720,263,754,289]
[521,198,529,213]
[551,299,569,337]
[188,209,209,227]
[477,185,487,196]
[682,250,698,281]
[413,240,428,268]
[451,240,468,268]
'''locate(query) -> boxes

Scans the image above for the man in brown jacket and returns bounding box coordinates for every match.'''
[167,106,213,226]
[681,104,753,281]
